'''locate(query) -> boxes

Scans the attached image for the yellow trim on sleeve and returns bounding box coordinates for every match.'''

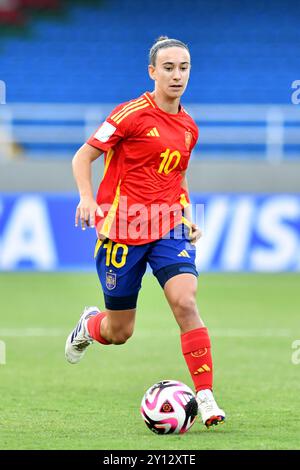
[115,102,150,124]
[111,99,147,123]
[111,97,146,121]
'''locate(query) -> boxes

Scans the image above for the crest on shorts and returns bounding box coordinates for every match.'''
[185,131,193,151]
[106,272,116,290]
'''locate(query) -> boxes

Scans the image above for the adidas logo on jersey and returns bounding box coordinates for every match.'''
[177,250,190,258]
[146,127,160,137]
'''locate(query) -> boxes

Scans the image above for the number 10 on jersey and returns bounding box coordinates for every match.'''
[158,148,181,175]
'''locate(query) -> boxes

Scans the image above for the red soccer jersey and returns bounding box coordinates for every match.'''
[87,91,199,245]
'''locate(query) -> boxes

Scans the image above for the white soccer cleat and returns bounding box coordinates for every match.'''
[65,306,100,364]
[196,389,226,428]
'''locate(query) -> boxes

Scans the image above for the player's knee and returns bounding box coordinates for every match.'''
[172,294,197,316]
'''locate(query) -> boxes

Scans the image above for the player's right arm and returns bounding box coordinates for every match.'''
[72,143,104,230]
[75,99,136,230]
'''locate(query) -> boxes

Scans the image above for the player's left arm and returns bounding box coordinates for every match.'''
[181,171,202,245]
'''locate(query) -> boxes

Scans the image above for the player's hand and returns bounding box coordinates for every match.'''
[190,223,202,245]
[75,197,103,230]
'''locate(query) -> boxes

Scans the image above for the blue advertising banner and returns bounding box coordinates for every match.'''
[192,193,300,272]
[0,193,299,272]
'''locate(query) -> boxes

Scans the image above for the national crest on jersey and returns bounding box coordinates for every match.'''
[87,91,199,245]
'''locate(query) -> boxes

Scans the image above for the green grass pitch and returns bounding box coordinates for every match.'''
[0,272,299,450]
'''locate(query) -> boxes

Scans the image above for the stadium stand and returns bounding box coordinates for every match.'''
[0,0,299,162]
[1,0,300,104]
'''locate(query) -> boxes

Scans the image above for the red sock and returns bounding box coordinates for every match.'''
[87,312,111,345]
[181,327,213,392]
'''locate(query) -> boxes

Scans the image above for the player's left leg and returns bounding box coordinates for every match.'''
[163,273,225,427]
[148,223,225,428]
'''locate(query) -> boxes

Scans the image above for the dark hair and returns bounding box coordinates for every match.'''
[149,36,190,66]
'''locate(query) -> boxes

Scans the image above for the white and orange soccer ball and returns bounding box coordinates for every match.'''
[140,380,198,434]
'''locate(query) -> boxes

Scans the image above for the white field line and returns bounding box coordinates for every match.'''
[0,328,67,337]
[0,328,293,338]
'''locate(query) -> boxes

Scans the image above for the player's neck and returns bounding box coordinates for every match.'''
[150,91,181,115]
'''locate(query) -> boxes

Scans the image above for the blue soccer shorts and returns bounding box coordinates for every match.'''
[94,222,198,310]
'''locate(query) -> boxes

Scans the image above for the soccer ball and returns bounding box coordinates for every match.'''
[140,380,198,434]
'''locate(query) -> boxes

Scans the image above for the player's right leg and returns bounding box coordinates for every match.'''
[65,306,136,364]
[65,238,147,364]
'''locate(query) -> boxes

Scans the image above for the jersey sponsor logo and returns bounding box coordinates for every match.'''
[191,348,207,358]
[146,127,160,137]
[185,131,193,151]
[106,271,117,290]
[94,121,116,143]
[193,364,211,375]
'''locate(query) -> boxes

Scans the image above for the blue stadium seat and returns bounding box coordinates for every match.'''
[1,0,299,104]
[1,0,299,159]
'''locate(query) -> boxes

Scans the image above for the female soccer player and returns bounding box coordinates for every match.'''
[65,36,225,428]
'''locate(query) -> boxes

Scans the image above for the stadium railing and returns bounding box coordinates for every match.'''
[0,103,299,161]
